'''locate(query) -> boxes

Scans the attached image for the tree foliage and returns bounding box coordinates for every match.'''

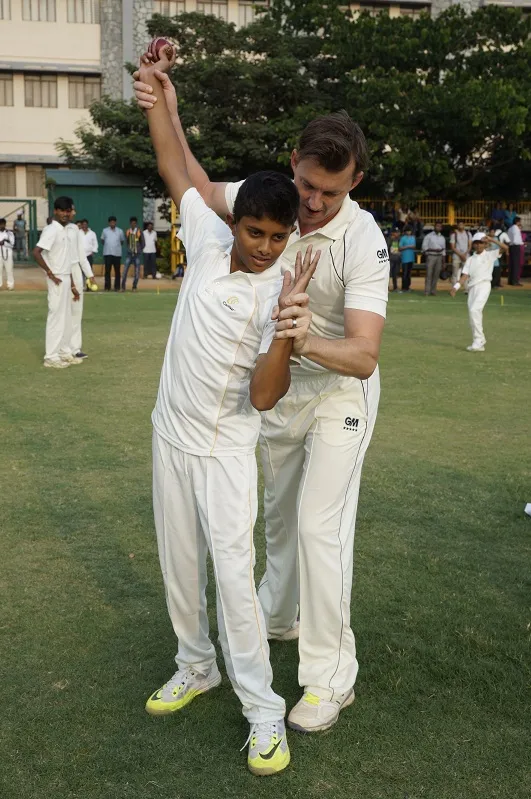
[57,2,531,202]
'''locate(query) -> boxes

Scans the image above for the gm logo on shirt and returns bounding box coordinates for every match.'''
[377,248,389,264]
[344,417,359,431]
[223,296,239,311]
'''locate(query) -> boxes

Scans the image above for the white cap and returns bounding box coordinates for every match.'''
[472,232,487,242]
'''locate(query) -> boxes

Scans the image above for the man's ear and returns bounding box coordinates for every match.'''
[350,171,364,192]
[290,150,299,174]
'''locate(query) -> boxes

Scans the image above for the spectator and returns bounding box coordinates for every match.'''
[80,219,98,274]
[367,201,381,223]
[449,220,471,286]
[387,228,401,292]
[491,202,505,226]
[143,221,158,278]
[397,204,409,229]
[13,212,27,261]
[101,216,124,292]
[121,216,144,292]
[399,225,416,292]
[507,216,524,286]
[422,221,446,296]
[489,226,510,288]
[383,202,396,228]
[0,217,15,290]
[407,207,424,239]
[504,203,517,229]
[519,230,527,283]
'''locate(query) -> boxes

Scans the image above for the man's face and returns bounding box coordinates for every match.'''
[458,222,465,231]
[0,221,5,232]
[82,221,88,232]
[147,224,153,232]
[229,214,294,274]
[435,223,442,234]
[291,153,362,230]
[130,220,137,229]
[109,219,116,229]
[54,207,72,225]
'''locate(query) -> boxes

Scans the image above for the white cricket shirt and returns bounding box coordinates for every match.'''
[36,221,71,276]
[152,188,282,457]
[462,249,499,289]
[143,230,158,254]
[225,182,389,374]
[82,229,99,256]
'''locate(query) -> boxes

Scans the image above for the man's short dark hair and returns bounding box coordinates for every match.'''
[404,227,413,233]
[82,219,88,224]
[108,215,117,222]
[0,218,5,225]
[54,196,73,211]
[233,171,299,227]
[435,220,443,226]
[297,111,369,176]
[514,216,521,224]
[130,216,137,222]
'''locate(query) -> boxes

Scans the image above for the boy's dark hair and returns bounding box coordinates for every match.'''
[298,111,369,176]
[108,215,117,222]
[514,216,521,224]
[233,171,299,227]
[0,218,5,225]
[54,196,73,211]
[130,216,137,222]
[82,219,88,224]
[404,226,413,233]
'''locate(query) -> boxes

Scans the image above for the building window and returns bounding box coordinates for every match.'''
[399,4,430,18]
[0,73,14,106]
[197,1,228,19]
[26,165,47,197]
[0,165,16,197]
[67,0,100,23]
[152,1,185,15]
[239,1,267,27]
[358,3,389,16]
[24,74,58,107]
[22,0,56,21]
[0,0,11,20]
[68,75,101,108]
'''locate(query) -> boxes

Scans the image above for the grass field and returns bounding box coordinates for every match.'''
[1,288,530,799]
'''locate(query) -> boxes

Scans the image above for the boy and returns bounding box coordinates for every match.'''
[33,197,81,369]
[387,228,401,292]
[140,51,319,775]
[450,231,508,351]
[101,216,124,291]
[0,218,15,290]
[67,206,97,360]
[399,225,416,292]
[122,216,143,291]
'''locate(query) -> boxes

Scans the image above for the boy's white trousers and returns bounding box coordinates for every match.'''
[152,431,285,723]
[45,277,72,362]
[258,368,380,700]
[70,263,84,355]
[467,281,491,347]
[0,248,14,288]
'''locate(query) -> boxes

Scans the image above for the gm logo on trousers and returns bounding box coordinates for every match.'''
[344,417,359,431]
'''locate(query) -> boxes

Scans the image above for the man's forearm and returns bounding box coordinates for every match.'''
[302,335,378,379]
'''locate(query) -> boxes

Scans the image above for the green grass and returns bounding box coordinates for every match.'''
[1,288,530,799]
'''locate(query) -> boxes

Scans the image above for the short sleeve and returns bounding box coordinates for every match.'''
[462,256,472,276]
[37,224,57,251]
[344,220,389,319]
[487,249,500,266]
[178,188,233,262]
[225,181,245,214]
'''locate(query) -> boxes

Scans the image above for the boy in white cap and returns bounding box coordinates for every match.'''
[450,231,508,351]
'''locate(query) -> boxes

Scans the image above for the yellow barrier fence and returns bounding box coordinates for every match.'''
[356,198,531,227]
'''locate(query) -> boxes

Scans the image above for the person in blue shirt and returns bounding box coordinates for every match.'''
[504,203,517,229]
[399,226,416,292]
[101,216,125,291]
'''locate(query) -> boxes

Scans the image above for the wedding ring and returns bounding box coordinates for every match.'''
[292,318,297,328]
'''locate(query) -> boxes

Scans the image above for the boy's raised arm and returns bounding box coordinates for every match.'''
[139,49,193,208]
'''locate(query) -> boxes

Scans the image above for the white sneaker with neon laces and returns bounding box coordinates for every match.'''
[145,663,221,716]
[288,689,355,733]
[245,719,290,776]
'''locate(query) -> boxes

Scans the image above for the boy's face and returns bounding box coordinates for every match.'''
[473,241,488,254]
[69,206,76,222]
[0,221,5,231]
[54,207,72,225]
[391,230,399,239]
[82,221,88,231]
[458,222,465,231]
[147,223,153,231]
[435,223,442,234]
[229,215,294,274]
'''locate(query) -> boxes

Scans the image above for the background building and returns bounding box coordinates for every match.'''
[1,0,529,232]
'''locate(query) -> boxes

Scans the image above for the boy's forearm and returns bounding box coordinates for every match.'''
[250,342,292,411]
[143,68,189,191]
[170,112,211,194]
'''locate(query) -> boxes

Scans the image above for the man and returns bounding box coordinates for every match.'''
[387,228,401,292]
[67,206,96,360]
[449,221,471,286]
[32,197,81,369]
[399,225,416,293]
[122,216,144,291]
[489,226,509,288]
[422,222,446,295]
[101,216,124,291]
[490,202,505,227]
[13,211,27,261]
[81,219,99,277]
[507,216,524,286]
[0,218,15,291]
[134,55,388,733]
[143,221,158,278]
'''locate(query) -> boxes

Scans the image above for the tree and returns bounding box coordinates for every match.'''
[57,3,531,203]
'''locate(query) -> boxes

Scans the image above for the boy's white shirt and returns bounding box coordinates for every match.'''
[225,181,388,375]
[152,188,282,457]
[462,249,499,289]
[36,221,72,276]
[67,223,94,279]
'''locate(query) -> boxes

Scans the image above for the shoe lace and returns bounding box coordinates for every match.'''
[240,720,279,752]
[164,667,194,696]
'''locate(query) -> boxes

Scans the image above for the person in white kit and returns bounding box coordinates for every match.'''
[67,206,96,360]
[450,231,508,351]
[134,48,389,735]
[139,54,320,775]
[32,196,81,369]
[0,218,15,290]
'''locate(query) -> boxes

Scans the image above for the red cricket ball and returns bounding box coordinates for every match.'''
[148,37,173,61]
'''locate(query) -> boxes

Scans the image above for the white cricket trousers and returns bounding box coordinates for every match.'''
[0,248,14,289]
[258,367,380,700]
[45,277,72,362]
[70,263,84,355]
[467,281,491,347]
[152,431,285,724]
